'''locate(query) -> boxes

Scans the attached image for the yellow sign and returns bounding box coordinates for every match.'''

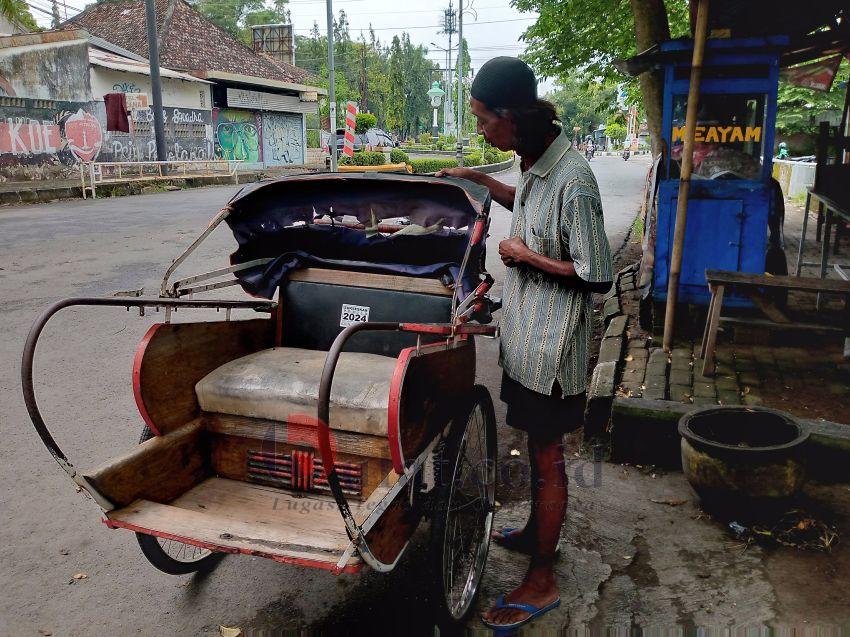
[672,125,761,144]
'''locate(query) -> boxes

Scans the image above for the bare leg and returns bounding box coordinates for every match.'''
[490,435,542,547]
[483,431,565,626]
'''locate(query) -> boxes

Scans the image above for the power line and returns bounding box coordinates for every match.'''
[293,16,536,32]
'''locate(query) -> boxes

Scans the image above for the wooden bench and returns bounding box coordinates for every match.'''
[699,269,850,376]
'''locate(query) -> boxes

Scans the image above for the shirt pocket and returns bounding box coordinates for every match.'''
[529,227,558,259]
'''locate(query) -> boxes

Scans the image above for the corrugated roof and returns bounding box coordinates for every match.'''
[64,0,317,88]
[89,45,210,83]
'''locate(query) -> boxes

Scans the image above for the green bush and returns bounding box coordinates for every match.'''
[339,151,387,166]
[409,158,458,174]
[355,112,377,134]
[418,133,433,145]
[404,139,414,147]
[306,130,321,149]
[390,148,410,164]
[464,152,482,167]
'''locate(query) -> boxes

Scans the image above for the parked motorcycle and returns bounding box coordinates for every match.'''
[585,147,595,161]
[622,149,631,161]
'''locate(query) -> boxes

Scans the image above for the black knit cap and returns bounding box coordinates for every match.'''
[470,56,537,109]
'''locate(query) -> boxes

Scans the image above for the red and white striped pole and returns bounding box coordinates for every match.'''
[342,101,357,158]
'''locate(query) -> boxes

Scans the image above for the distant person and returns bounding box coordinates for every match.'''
[436,56,613,631]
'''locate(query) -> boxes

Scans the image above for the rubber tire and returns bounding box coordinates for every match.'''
[135,426,224,575]
[428,385,497,629]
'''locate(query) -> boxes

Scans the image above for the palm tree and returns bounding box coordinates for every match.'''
[0,0,38,32]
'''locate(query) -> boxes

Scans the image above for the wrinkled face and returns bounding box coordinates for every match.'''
[471,98,515,151]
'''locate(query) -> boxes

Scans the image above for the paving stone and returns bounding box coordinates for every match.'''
[742,394,763,406]
[692,395,718,406]
[738,372,761,387]
[604,315,628,339]
[588,361,617,399]
[692,381,717,398]
[670,358,694,373]
[642,377,666,400]
[625,347,648,360]
[598,337,623,365]
[669,384,693,404]
[621,366,646,385]
[669,369,692,387]
[715,376,740,392]
[603,296,621,323]
[647,348,668,375]
[827,382,850,395]
[717,389,742,405]
[671,347,693,362]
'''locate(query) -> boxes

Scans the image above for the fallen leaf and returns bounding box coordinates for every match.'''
[71,572,87,580]
[59,549,69,556]
[650,498,688,506]
[38,630,52,636]
[624,354,634,362]
[219,627,243,637]
[494,501,501,507]
[623,555,633,560]
[509,449,521,457]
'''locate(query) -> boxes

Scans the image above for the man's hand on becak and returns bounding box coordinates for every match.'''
[435,167,476,179]
[499,236,529,267]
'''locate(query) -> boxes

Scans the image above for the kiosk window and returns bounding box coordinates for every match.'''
[669,93,767,180]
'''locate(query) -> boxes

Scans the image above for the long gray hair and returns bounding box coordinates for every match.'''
[494,99,561,157]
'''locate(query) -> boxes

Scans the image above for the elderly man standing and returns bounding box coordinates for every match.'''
[438,57,613,631]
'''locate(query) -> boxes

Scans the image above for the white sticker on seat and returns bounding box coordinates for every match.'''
[340,303,370,327]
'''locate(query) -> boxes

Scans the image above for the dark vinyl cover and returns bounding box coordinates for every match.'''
[223,172,492,300]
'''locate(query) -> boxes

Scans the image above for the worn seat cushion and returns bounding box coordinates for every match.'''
[195,347,397,437]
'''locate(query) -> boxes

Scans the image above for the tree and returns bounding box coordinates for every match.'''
[511,0,690,153]
[544,73,618,138]
[0,0,37,31]
[776,60,849,139]
[355,112,377,133]
[195,0,265,37]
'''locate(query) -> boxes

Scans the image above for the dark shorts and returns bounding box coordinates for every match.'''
[500,371,586,438]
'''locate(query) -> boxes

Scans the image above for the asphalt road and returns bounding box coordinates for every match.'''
[0,155,650,636]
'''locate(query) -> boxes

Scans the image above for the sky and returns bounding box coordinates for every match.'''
[28,0,556,93]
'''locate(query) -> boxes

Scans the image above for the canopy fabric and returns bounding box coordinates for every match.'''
[224,173,491,300]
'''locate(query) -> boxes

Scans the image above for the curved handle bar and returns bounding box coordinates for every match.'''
[316,320,497,570]
[317,322,400,545]
[21,296,277,511]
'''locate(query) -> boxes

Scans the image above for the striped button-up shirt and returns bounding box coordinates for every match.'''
[499,128,613,397]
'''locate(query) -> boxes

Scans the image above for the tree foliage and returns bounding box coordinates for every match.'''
[292,17,458,139]
[512,0,690,83]
[776,60,848,136]
[0,0,37,31]
[355,112,377,133]
[544,73,619,138]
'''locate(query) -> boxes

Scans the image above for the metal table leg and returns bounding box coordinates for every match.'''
[818,207,833,311]
[795,191,811,276]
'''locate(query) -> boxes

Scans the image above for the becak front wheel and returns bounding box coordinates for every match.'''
[429,385,497,627]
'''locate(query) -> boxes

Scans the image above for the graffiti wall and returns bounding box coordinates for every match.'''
[0,100,103,180]
[214,109,262,163]
[0,100,214,180]
[104,106,214,163]
[261,112,304,166]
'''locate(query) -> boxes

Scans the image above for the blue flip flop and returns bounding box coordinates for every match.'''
[481,594,561,632]
[492,527,561,555]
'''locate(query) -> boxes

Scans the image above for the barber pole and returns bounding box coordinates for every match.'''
[342,101,357,158]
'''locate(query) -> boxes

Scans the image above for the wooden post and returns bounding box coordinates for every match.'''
[662,0,710,352]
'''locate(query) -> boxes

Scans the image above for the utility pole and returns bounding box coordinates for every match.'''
[326,0,338,171]
[444,2,454,135]
[143,0,167,167]
[455,0,463,166]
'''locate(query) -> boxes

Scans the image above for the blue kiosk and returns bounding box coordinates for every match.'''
[636,36,789,317]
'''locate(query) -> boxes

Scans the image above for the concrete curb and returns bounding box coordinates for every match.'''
[609,396,850,483]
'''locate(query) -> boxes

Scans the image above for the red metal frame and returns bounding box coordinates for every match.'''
[103,518,364,575]
[132,323,164,436]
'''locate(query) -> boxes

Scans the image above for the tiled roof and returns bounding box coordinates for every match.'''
[65,0,311,85]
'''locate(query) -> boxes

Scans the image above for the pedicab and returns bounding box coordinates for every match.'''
[22,172,501,625]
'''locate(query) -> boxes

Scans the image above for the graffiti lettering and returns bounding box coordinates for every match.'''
[172,109,205,125]
[262,113,303,166]
[112,82,141,93]
[0,118,63,155]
